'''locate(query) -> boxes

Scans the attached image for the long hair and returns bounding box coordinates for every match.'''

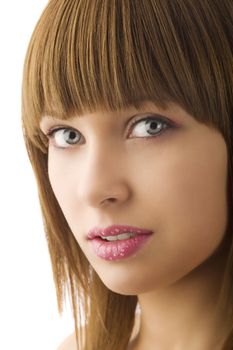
[21,1,233,349]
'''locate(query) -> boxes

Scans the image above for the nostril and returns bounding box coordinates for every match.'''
[100,197,117,206]
[108,198,117,203]
[102,197,117,204]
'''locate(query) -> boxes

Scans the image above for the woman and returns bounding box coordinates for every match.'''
[22,1,233,349]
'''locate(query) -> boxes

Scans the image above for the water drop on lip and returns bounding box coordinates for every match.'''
[90,234,153,261]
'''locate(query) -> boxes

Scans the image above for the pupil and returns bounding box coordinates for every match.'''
[69,131,77,139]
[150,121,158,130]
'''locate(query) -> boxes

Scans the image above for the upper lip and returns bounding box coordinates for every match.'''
[87,224,153,239]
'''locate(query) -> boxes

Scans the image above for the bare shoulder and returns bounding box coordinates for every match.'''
[57,332,77,350]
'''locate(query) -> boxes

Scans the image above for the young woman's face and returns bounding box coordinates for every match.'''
[40,101,228,294]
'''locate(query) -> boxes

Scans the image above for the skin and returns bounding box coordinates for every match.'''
[40,101,229,350]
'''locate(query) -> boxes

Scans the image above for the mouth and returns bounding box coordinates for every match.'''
[87,224,154,261]
[99,232,136,241]
[87,224,153,240]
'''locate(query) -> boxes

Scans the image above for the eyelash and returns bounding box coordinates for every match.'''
[45,115,174,148]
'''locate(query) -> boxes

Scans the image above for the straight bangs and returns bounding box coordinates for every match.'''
[22,0,233,153]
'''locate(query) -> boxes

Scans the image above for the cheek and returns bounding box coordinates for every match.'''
[156,135,228,261]
[47,151,73,209]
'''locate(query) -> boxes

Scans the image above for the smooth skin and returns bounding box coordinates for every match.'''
[40,101,229,350]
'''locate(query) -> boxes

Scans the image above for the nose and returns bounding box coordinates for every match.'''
[76,143,131,208]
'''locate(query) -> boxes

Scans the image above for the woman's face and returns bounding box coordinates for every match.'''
[40,101,228,294]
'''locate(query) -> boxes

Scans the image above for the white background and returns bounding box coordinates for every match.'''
[0,1,74,349]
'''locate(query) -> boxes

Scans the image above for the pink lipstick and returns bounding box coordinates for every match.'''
[87,224,153,261]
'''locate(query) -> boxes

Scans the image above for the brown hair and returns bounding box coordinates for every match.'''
[22,1,233,349]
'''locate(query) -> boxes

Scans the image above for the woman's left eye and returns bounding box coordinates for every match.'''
[128,115,172,139]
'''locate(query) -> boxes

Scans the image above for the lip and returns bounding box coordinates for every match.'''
[87,224,153,239]
[87,224,153,261]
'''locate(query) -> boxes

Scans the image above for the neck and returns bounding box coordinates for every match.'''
[133,248,229,350]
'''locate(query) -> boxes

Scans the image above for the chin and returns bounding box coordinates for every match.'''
[99,274,156,295]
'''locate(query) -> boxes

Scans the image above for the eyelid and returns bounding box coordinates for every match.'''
[45,125,78,137]
[128,113,171,127]
[139,111,178,122]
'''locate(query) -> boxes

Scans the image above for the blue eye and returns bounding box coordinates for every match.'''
[129,115,172,139]
[47,128,82,148]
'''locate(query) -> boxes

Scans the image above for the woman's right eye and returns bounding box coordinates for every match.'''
[46,127,82,148]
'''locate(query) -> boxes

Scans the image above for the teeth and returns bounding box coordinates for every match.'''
[101,233,135,241]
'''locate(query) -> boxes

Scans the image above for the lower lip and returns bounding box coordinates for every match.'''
[89,234,153,261]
